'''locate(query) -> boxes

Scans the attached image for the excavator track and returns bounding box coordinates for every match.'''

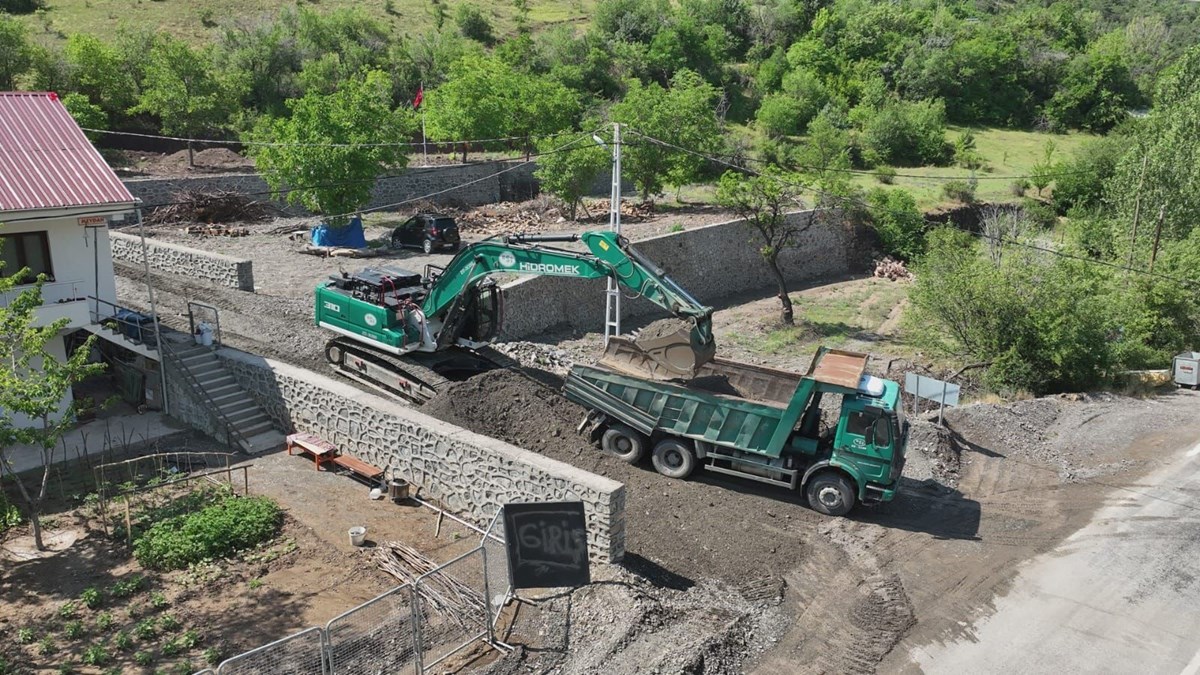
[325,338,502,405]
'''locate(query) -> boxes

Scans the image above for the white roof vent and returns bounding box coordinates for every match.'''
[858,374,886,398]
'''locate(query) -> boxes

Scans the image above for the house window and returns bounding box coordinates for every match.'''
[0,232,54,283]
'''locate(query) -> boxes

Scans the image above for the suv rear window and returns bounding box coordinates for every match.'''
[432,218,456,230]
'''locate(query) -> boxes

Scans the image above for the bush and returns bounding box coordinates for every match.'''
[80,587,102,610]
[455,3,494,44]
[874,165,897,184]
[755,94,805,137]
[133,493,281,571]
[952,131,986,170]
[1021,198,1058,229]
[0,0,43,14]
[857,98,949,167]
[1009,178,1029,197]
[866,188,926,261]
[942,178,977,203]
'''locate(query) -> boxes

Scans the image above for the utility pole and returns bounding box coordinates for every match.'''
[1127,155,1149,274]
[136,205,169,415]
[604,123,622,346]
[1149,204,1166,273]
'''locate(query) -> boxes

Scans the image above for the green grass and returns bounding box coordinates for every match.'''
[853,126,1099,208]
[19,0,593,45]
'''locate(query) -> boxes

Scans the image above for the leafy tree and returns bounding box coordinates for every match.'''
[854,98,949,167]
[0,250,106,551]
[716,169,809,325]
[593,0,670,44]
[131,38,244,163]
[61,93,107,138]
[755,94,805,138]
[0,15,33,90]
[533,131,609,220]
[249,70,416,224]
[1029,140,1057,197]
[23,43,71,93]
[610,69,721,200]
[792,110,852,176]
[425,55,580,160]
[0,0,42,14]
[907,228,1114,395]
[455,3,495,44]
[865,188,926,261]
[1045,31,1144,132]
[64,35,137,121]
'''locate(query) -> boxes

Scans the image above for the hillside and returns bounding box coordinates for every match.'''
[18,0,592,43]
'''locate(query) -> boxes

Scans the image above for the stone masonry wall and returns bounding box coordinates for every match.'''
[212,349,626,562]
[500,210,871,339]
[110,231,255,291]
[123,162,543,213]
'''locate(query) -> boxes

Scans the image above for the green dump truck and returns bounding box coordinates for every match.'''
[564,346,908,516]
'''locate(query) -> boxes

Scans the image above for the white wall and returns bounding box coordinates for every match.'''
[5,334,71,429]
[0,208,119,310]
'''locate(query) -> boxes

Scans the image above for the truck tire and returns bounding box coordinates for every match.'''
[601,425,646,464]
[805,471,855,517]
[652,439,696,479]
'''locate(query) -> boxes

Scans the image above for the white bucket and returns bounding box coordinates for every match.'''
[348,526,367,547]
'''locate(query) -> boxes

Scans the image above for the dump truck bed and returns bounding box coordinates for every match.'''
[565,362,799,458]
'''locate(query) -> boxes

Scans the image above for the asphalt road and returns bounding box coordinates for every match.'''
[911,435,1200,674]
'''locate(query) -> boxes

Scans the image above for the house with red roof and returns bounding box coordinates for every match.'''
[0,91,143,426]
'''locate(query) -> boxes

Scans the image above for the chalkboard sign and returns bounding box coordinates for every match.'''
[502,501,591,590]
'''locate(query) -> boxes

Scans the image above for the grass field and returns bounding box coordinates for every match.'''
[850,126,1098,208]
[19,0,592,44]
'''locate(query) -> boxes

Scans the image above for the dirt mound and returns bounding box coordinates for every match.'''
[906,420,960,486]
[636,317,694,341]
[422,369,824,583]
[135,148,255,176]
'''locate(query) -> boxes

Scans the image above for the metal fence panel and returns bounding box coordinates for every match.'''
[325,584,418,675]
[415,548,491,671]
[217,627,325,675]
[482,511,512,630]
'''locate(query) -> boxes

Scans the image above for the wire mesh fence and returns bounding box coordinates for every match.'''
[414,548,491,672]
[325,584,419,675]
[216,626,326,675]
[481,511,512,630]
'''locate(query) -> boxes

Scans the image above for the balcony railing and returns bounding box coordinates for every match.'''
[0,279,88,308]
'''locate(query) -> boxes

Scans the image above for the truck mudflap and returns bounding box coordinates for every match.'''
[862,483,898,504]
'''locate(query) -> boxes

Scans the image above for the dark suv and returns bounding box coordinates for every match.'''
[391,213,461,254]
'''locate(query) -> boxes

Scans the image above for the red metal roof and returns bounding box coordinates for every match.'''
[0,92,135,212]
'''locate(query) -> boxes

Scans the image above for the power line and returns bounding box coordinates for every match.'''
[83,127,582,149]
[625,128,1200,290]
[729,150,1087,182]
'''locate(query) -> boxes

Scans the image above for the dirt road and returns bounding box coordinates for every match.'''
[908,430,1200,674]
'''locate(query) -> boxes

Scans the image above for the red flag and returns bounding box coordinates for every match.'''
[413,86,424,110]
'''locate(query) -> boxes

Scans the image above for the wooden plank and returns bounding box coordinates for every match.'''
[331,454,383,479]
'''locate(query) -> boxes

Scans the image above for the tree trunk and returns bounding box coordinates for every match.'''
[187,141,195,168]
[767,257,794,325]
[462,142,468,163]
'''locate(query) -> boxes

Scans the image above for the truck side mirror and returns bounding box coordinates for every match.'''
[871,418,891,447]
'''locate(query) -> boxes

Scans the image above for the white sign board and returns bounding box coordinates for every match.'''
[904,373,960,407]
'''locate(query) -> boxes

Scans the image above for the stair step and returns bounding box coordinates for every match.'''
[195,373,234,388]
[239,428,284,454]
[224,407,264,424]
[209,389,245,406]
[238,420,276,439]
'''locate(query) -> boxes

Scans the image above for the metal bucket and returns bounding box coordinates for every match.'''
[388,478,410,503]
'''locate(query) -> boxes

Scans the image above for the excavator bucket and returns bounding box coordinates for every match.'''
[599,324,716,381]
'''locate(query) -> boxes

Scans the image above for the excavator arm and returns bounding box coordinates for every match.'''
[422,230,715,378]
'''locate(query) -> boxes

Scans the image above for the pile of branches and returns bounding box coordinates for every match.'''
[456,201,562,235]
[376,541,486,633]
[873,257,913,281]
[147,189,270,225]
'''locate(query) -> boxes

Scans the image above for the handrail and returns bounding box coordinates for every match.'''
[89,296,160,349]
[159,337,252,450]
[186,301,222,347]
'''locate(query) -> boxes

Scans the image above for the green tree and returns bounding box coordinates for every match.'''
[865,188,926,261]
[132,38,244,163]
[533,131,609,220]
[64,34,137,121]
[716,169,809,325]
[248,70,416,223]
[425,55,579,160]
[1045,31,1144,132]
[61,93,107,138]
[610,69,721,200]
[755,94,804,138]
[854,98,949,167]
[0,247,106,551]
[0,15,33,90]
[455,3,494,44]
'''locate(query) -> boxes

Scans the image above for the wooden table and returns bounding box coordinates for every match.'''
[286,432,339,471]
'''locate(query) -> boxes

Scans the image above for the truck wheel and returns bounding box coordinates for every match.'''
[805,471,855,517]
[601,425,646,464]
[652,439,696,479]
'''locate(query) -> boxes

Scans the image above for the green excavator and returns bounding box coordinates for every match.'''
[314,230,716,403]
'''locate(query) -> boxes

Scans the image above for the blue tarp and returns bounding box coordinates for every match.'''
[311,216,366,248]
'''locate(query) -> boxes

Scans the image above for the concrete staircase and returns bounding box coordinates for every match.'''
[171,344,285,454]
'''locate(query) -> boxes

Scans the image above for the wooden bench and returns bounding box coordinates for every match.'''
[286,433,338,471]
[331,454,384,485]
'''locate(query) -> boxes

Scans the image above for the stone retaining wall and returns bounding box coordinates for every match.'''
[109,231,255,291]
[500,210,873,339]
[213,349,626,562]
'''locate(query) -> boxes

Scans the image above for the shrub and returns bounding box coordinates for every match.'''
[866,188,927,261]
[942,178,977,203]
[112,631,133,651]
[149,592,169,610]
[1009,178,1029,197]
[17,627,34,643]
[159,615,181,633]
[455,3,494,44]
[875,166,897,184]
[109,575,145,599]
[133,494,281,571]
[1021,198,1058,229]
[94,612,114,632]
[59,601,78,619]
[80,587,102,610]
[134,651,153,666]
[755,94,805,138]
[63,621,84,640]
[857,99,949,167]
